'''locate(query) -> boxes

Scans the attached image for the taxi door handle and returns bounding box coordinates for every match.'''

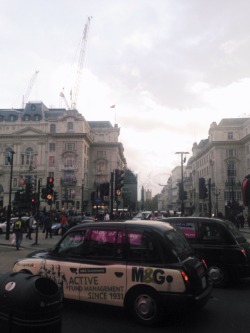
[115,272,123,278]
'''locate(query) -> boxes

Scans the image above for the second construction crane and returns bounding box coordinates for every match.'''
[61,16,91,110]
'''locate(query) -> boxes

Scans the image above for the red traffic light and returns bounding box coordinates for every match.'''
[31,197,35,203]
[47,177,54,184]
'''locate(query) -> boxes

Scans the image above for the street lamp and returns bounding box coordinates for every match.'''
[6,150,15,240]
[212,186,221,217]
[175,151,189,216]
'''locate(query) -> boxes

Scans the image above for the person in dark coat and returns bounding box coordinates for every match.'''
[44,213,53,239]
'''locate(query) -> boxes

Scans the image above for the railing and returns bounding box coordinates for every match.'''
[60,178,77,185]
[59,165,78,171]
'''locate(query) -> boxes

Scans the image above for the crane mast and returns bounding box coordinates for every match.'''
[71,16,91,110]
[22,70,39,108]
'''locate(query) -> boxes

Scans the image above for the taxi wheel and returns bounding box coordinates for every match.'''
[127,287,163,326]
[208,264,228,287]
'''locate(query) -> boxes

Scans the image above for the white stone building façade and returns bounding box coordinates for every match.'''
[0,101,126,214]
[160,117,250,217]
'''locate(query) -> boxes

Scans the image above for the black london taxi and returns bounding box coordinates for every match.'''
[161,217,250,287]
[13,221,212,326]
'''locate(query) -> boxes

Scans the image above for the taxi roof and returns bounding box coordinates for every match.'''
[70,220,173,232]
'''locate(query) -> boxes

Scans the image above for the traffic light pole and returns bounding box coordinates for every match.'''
[110,171,114,215]
[6,150,15,240]
[175,152,189,216]
[208,178,212,217]
[33,179,41,246]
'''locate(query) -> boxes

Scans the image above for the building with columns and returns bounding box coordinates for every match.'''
[0,101,127,215]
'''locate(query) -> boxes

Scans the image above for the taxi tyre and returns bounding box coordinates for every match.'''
[208,263,229,287]
[126,286,163,326]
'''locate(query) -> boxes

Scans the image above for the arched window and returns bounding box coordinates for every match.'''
[21,148,34,166]
[5,148,14,165]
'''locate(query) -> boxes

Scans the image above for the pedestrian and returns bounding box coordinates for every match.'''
[26,214,34,240]
[44,213,53,239]
[104,212,110,221]
[13,215,25,250]
[237,213,245,228]
[60,214,68,235]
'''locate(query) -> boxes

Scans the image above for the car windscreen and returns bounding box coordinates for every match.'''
[224,220,247,243]
[165,229,193,261]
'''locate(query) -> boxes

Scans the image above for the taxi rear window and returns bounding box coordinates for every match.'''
[165,229,193,261]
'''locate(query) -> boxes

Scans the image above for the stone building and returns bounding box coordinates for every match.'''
[0,101,126,214]
[162,117,250,217]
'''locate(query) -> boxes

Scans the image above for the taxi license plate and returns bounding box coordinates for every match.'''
[202,276,206,289]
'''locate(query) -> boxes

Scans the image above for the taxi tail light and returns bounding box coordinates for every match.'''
[202,258,208,269]
[181,270,189,285]
[241,248,246,257]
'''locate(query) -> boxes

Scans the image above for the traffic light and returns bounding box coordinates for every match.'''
[41,188,47,199]
[115,169,125,196]
[199,178,208,199]
[53,191,58,203]
[178,182,187,201]
[47,177,54,190]
[31,196,36,207]
[46,177,54,205]
[46,193,53,205]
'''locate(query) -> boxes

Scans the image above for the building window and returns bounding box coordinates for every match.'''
[9,115,16,122]
[67,122,73,131]
[98,134,104,141]
[65,143,75,151]
[65,158,75,167]
[49,143,56,151]
[97,151,106,158]
[226,149,236,157]
[34,115,41,121]
[21,148,34,166]
[227,160,236,183]
[50,124,56,133]
[23,115,30,121]
[49,156,55,167]
[96,161,107,173]
[228,132,233,140]
[67,189,75,199]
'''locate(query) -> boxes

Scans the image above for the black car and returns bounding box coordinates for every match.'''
[161,217,250,286]
[13,220,212,326]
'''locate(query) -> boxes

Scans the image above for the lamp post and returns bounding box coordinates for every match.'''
[6,150,15,240]
[175,151,189,216]
[212,186,221,217]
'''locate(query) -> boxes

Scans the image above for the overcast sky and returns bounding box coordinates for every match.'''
[1,0,250,195]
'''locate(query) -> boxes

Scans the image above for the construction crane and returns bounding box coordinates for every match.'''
[22,70,39,108]
[60,90,70,110]
[71,16,92,110]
